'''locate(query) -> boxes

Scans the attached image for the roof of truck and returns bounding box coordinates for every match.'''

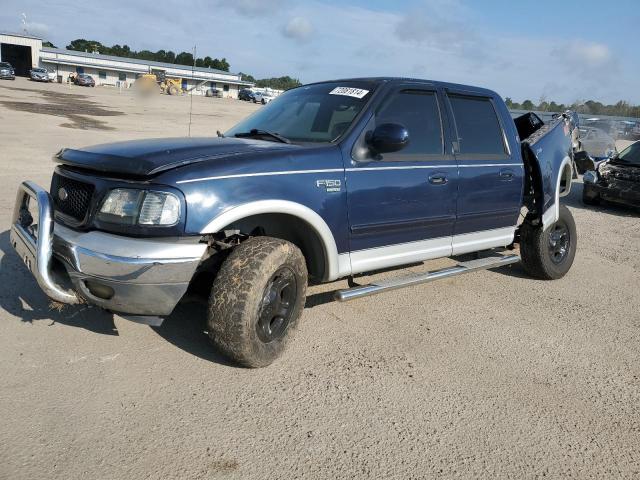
[305,77,498,97]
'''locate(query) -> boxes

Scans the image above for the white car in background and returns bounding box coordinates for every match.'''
[253,91,275,104]
[579,127,617,158]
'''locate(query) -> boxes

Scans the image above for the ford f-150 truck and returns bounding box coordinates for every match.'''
[10,78,578,367]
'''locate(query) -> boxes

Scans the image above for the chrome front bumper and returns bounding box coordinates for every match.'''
[10,181,207,318]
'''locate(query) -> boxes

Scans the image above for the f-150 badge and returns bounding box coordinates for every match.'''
[316,179,341,192]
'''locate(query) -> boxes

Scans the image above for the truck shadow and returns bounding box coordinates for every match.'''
[0,230,118,335]
[151,297,237,367]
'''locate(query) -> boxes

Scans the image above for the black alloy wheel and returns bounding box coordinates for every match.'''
[256,267,297,343]
[547,221,570,264]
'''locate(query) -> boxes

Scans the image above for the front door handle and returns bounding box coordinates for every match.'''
[499,169,514,181]
[428,173,448,185]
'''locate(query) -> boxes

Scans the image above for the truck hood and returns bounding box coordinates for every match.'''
[55,137,299,177]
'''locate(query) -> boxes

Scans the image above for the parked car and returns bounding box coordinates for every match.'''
[0,62,15,80]
[205,88,221,98]
[74,74,95,87]
[583,140,640,209]
[238,89,255,101]
[253,91,275,104]
[30,67,53,82]
[10,78,578,367]
[578,127,616,158]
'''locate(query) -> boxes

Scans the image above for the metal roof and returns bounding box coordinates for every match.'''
[41,47,240,78]
[0,31,43,40]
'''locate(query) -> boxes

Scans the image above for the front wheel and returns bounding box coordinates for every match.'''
[519,204,577,280]
[207,237,308,368]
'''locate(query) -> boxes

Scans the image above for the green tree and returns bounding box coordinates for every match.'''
[521,99,534,110]
[239,72,256,83]
[175,52,194,66]
[42,40,56,48]
[66,38,103,53]
[255,76,302,90]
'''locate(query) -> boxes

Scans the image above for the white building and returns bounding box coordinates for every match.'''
[0,32,253,98]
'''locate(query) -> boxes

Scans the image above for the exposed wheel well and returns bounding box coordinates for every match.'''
[217,213,327,281]
[521,144,544,225]
[558,161,573,197]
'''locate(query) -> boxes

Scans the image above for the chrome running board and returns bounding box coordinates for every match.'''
[334,254,520,302]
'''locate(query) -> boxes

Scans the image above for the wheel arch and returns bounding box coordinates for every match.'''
[200,200,345,282]
[542,156,573,230]
[522,147,573,230]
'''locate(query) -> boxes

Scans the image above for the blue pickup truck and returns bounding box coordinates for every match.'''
[11,78,578,367]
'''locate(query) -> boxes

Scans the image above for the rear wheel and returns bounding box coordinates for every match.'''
[207,237,308,368]
[519,204,577,280]
[168,85,179,95]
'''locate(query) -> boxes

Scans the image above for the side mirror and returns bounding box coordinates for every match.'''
[366,123,409,155]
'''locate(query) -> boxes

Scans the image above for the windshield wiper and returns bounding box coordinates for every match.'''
[234,129,291,144]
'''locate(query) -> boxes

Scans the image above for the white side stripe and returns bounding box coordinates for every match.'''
[177,163,524,183]
[177,168,344,184]
[458,163,523,168]
[345,165,457,172]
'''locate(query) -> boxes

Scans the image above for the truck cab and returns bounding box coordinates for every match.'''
[11,78,578,367]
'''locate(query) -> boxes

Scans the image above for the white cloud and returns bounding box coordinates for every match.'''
[23,21,50,38]
[217,0,287,17]
[0,0,635,103]
[282,17,314,43]
[558,41,614,69]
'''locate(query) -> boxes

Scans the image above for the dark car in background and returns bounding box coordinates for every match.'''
[583,141,640,209]
[238,89,255,101]
[74,73,95,87]
[0,62,15,80]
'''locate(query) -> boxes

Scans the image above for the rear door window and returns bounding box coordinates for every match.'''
[375,90,443,157]
[448,95,507,156]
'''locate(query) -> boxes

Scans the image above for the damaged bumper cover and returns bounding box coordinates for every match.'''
[584,164,640,208]
[10,181,207,319]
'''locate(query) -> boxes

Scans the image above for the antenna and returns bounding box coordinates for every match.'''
[21,13,28,34]
[188,45,196,137]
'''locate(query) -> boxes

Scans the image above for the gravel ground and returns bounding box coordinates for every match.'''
[0,78,638,479]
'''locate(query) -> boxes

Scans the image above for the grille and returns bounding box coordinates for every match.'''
[50,173,95,222]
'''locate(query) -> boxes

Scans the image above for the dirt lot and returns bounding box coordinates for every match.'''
[0,78,638,479]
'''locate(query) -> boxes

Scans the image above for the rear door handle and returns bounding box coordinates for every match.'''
[428,173,448,185]
[499,169,514,181]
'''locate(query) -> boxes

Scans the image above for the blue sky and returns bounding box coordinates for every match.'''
[2,0,638,103]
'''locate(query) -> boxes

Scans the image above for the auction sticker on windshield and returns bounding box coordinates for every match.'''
[329,87,369,99]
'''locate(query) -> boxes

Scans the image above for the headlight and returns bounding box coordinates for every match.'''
[138,191,181,225]
[98,189,181,226]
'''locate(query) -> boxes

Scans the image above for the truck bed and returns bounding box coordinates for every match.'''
[514,112,577,224]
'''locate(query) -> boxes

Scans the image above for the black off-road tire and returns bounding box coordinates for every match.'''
[519,204,577,280]
[207,237,308,368]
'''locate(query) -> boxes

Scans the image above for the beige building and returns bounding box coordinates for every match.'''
[0,32,252,98]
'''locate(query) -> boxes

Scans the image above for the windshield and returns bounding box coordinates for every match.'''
[613,142,640,166]
[33,68,46,73]
[0,63,11,68]
[226,81,377,143]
